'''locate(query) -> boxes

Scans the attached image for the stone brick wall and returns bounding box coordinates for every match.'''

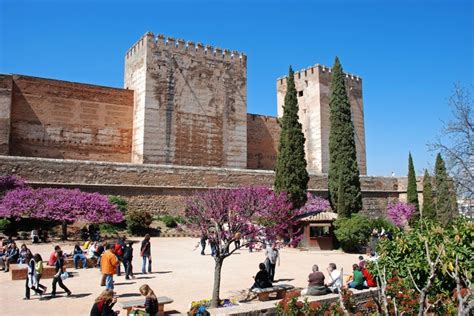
[246,114,280,170]
[0,156,415,217]
[8,75,134,162]
[0,75,12,155]
[124,32,247,168]
[277,65,367,175]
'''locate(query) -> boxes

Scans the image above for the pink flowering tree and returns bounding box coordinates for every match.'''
[184,186,319,308]
[387,202,416,228]
[0,187,124,239]
[0,175,26,195]
[297,192,331,217]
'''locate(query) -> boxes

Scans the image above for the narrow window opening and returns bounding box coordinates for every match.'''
[298,91,304,97]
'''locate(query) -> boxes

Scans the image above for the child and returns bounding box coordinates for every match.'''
[132,284,158,315]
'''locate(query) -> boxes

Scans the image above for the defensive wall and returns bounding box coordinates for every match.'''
[0,156,421,218]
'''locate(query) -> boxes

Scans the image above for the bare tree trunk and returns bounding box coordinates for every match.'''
[61,221,68,240]
[211,257,224,308]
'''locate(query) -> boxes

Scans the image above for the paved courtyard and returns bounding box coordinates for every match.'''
[0,237,361,315]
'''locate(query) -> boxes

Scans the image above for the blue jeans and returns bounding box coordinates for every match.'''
[73,254,87,269]
[141,256,151,274]
[105,274,114,290]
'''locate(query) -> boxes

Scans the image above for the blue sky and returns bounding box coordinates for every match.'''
[0,0,472,176]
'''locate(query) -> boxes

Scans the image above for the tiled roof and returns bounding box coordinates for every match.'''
[300,211,338,222]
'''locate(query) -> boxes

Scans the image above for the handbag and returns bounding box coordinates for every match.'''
[60,272,69,280]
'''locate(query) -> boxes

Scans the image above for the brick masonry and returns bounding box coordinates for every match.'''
[246,114,280,170]
[125,33,247,168]
[7,75,134,162]
[277,65,367,175]
[0,156,422,217]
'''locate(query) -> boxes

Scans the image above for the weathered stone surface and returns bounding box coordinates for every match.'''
[0,156,417,216]
[246,114,280,170]
[8,75,134,162]
[0,75,12,155]
[277,65,367,175]
[125,33,247,168]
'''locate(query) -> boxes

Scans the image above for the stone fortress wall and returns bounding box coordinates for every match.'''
[0,31,419,217]
[277,64,366,175]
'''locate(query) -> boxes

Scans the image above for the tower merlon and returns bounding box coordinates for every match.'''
[276,63,362,82]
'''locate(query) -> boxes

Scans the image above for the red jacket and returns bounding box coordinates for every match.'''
[362,268,377,287]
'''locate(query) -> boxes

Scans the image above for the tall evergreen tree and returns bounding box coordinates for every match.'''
[434,153,458,224]
[407,152,420,221]
[328,57,362,216]
[422,169,435,220]
[274,66,309,208]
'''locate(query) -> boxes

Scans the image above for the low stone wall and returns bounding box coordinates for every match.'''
[0,156,418,216]
[207,289,374,315]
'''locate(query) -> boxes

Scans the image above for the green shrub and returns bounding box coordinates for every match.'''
[369,217,397,233]
[158,214,183,228]
[99,223,119,235]
[374,218,473,295]
[109,195,128,213]
[0,218,11,233]
[334,213,372,252]
[126,209,153,236]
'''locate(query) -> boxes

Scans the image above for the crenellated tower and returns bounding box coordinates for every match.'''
[125,32,247,168]
[277,64,367,175]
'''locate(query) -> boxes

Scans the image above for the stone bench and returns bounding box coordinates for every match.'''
[61,257,96,269]
[116,296,173,316]
[251,284,295,301]
[10,264,57,281]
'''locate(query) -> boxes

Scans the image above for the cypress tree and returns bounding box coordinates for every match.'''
[407,152,420,221]
[328,57,362,216]
[274,66,309,208]
[336,171,349,217]
[422,169,435,220]
[434,153,458,224]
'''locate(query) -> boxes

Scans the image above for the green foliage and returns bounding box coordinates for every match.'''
[375,218,473,295]
[435,153,458,224]
[0,218,11,233]
[407,153,420,221]
[422,169,435,220]
[274,66,309,209]
[99,223,120,235]
[328,57,362,217]
[370,217,397,232]
[126,209,153,236]
[334,214,372,252]
[157,214,183,228]
[108,195,128,214]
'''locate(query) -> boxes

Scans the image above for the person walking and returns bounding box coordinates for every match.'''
[101,244,119,290]
[33,253,47,294]
[200,233,207,255]
[51,251,71,298]
[140,234,152,274]
[265,243,280,282]
[123,241,134,280]
[24,252,44,299]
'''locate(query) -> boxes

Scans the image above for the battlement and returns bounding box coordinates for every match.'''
[247,113,279,124]
[277,63,362,85]
[126,32,246,64]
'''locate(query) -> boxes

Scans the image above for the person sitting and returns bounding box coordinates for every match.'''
[301,264,329,295]
[0,242,19,272]
[358,256,367,269]
[17,244,30,264]
[131,284,159,315]
[73,243,87,269]
[90,289,119,316]
[326,263,342,293]
[347,264,366,290]
[31,229,40,244]
[250,263,273,289]
[368,251,379,262]
[361,266,377,287]
[48,245,61,266]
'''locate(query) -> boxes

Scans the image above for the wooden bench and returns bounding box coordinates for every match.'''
[10,263,58,281]
[116,296,173,316]
[251,284,295,301]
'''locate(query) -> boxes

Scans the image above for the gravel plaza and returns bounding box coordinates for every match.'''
[0,237,361,315]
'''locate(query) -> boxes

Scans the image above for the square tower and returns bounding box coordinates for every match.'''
[124,32,247,168]
[276,64,367,175]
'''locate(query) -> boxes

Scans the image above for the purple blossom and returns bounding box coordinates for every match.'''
[0,175,26,194]
[299,192,331,215]
[0,187,123,223]
[387,202,416,227]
